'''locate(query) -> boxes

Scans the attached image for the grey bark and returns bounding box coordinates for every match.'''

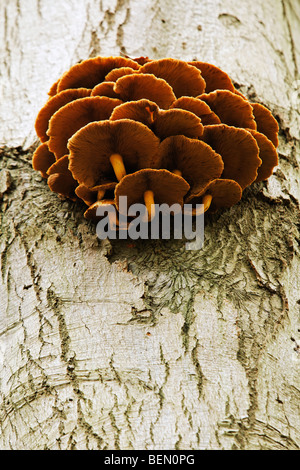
[0,0,299,450]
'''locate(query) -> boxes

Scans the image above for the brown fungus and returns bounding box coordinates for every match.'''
[91,81,122,99]
[115,169,190,221]
[47,96,122,159]
[170,97,221,125]
[68,119,160,187]
[32,143,56,178]
[140,58,206,98]
[110,99,159,128]
[247,129,278,181]
[110,99,204,140]
[199,90,257,130]
[185,179,242,212]
[113,73,176,109]
[47,155,78,200]
[57,56,140,93]
[158,135,224,198]
[105,67,138,82]
[201,124,261,189]
[251,103,279,147]
[32,55,279,223]
[35,88,91,143]
[75,182,117,206]
[189,61,235,93]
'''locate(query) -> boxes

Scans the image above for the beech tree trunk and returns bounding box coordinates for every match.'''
[0,0,299,450]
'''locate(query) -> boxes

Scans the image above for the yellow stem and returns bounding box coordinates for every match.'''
[143,190,155,221]
[172,169,182,176]
[184,193,213,216]
[97,189,105,200]
[110,153,126,181]
[203,194,213,212]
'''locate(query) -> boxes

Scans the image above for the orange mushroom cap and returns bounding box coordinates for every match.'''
[186,178,242,211]
[130,56,152,66]
[251,103,279,147]
[47,155,78,199]
[170,97,221,125]
[91,81,122,99]
[158,135,224,197]
[201,124,261,189]
[199,90,257,129]
[47,96,122,159]
[115,169,190,213]
[140,58,206,98]
[48,78,60,97]
[57,56,140,93]
[188,61,235,94]
[110,99,203,140]
[110,99,159,128]
[113,73,176,109]
[105,66,139,82]
[247,129,278,182]
[32,143,56,178]
[75,182,117,206]
[35,88,91,143]
[68,119,160,187]
[153,108,204,140]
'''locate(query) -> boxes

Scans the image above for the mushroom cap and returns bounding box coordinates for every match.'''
[105,67,139,82]
[57,56,140,93]
[170,97,221,125]
[140,58,206,98]
[91,81,122,99]
[84,199,116,221]
[247,129,278,181]
[201,124,261,189]
[153,109,204,140]
[186,178,242,211]
[199,90,257,129]
[113,73,176,109]
[48,78,60,97]
[32,143,56,178]
[115,169,190,212]
[251,103,279,147]
[110,100,204,140]
[158,135,224,196]
[189,61,235,93]
[47,155,78,199]
[68,119,160,187]
[131,56,152,66]
[110,99,159,128]
[35,88,91,143]
[47,96,122,159]
[75,182,117,206]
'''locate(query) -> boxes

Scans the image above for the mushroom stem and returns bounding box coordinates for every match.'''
[144,190,155,221]
[202,193,213,212]
[97,189,105,200]
[110,153,127,181]
[172,169,182,176]
[185,193,213,216]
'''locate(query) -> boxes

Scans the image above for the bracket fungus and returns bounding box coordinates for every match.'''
[32,55,279,234]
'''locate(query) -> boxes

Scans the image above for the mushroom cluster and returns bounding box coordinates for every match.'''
[32,55,279,224]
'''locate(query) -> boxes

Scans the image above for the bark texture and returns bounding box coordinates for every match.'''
[0,0,299,450]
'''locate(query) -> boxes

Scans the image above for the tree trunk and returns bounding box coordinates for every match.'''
[0,0,299,450]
